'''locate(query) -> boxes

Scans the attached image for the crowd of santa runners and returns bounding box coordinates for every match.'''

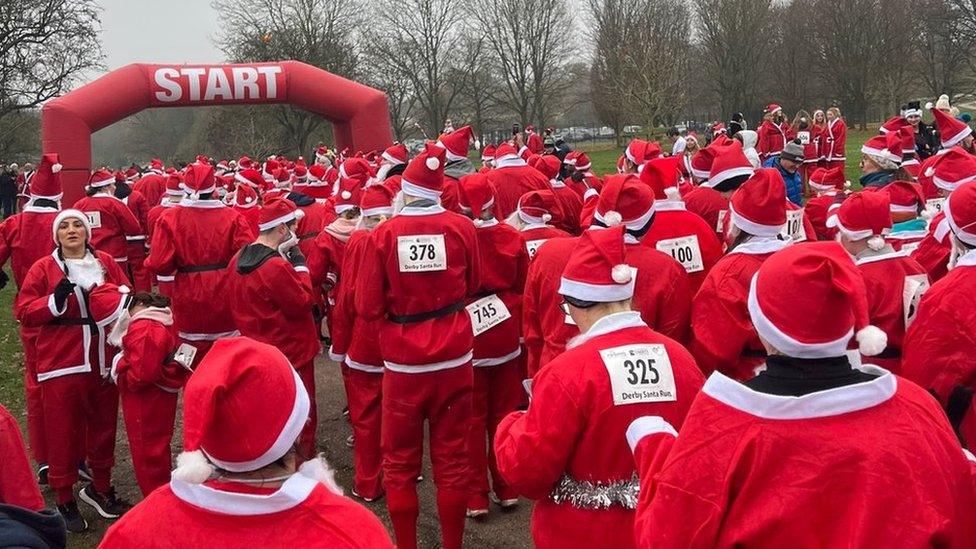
[1,100,976,548]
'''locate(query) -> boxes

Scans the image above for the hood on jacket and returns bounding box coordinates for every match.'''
[236,243,279,274]
[0,503,67,549]
[738,130,759,150]
[445,158,476,180]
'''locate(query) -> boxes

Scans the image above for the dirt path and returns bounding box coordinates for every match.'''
[47,354,533,548]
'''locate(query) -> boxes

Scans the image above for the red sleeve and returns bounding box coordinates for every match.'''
[307,233,334,291]
[0,405,45,510]
[756,125,769,157]
[903,294,976,402]
[14,262,60,328]
[355,232,387,322]
[102,253,130,284]
[0,219,12,270]
[266,258,315,319]
[117,322,171,390]
[837,120,848,149]
[115,200,144,237]
[330,241,360,357]
[232,212,254,248]
[145,216,176,275]
[465,223,482,295]
[690,271,752,376]
[522,257,545,377]
[655,263,691,345]
[629,423,678,548]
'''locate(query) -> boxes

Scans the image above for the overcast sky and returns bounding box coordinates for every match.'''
[93,0,224,80]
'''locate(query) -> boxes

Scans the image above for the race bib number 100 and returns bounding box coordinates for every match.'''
[397,234,447,272]
[781,209,807,242]
[656,235,704,273]
[466,294,512,336]
[600,344,677,405]
[85,211,102,229]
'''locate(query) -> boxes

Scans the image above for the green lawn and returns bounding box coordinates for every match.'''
[0,273,24,415]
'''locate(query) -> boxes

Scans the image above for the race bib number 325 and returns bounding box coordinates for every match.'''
[397,234,447,272]
[600,344,677,405]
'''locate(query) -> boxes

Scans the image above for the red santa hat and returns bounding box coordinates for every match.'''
[400,143,446,200]
[517,190,559,225]
[149,158,165,174]
[51,209,92,244]
[748,241,887,358]
[943,181,976,246]
[827,191,892,250]
[29,153,63,200]
[884,180,925,215]
[639,156,683,201]
[689,148,715,180]
[594,174,655,231]
[559,225,634,302]
[535,155,562,183]
[808,166,848,192]
[183,161,217,198]
[930,104,973,148]
[234,183,258,209]
[930,147,976,191]
[307,164,328,186]
[215,160,231,174]
[564,151,592,171]
[261,160,280,183]
[481,144,496,163]
[258,198,303,232]
[237,156,254,170]
[87,283,132,327]
[334,177,363,214]
[437,125,474,161]
[125,167,140,181]
[765,103,783,115]
[493,143,525,168]
[164,174,184,197]
[171,337,311,483]
[729,168,788,237]
[360,184,395,217]
[88,169,115,190]
[337,157,373,184]
[382,143,408,166]
[878,116,909,134]
[860,133,902,165]
[705,141,754,190]
[234,168,264,190]
[457,172,495,224]
[293,165,308,183]
[624,139,661,168]
[711,122,727,134]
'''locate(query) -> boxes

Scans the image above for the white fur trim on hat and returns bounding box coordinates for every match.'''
[728,204,784,238]
[172,450,215,484]
[559,267,636,303]
[258,211,299,232]
[52,209,92,244]
[856,325,888,356]
[400,178,442,201]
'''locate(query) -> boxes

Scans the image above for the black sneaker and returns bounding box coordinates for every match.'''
[77,461,93,482]
[57,501,89,533]
[78,484,132,519]
[37,464,49,486]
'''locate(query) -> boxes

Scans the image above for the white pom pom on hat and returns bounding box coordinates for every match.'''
[604,210,623,226]
[611,264,632,284]
[542,213,552,223]
[52,163,62,173]
[867,235,886,251]
[341,190,351,200]
[425,157,440,170]
[856,325,888,356]
[171,450,214,484]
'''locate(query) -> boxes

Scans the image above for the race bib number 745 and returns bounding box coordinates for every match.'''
[466,294,512,336]
[600,344,677,405]
[397,234,447,272]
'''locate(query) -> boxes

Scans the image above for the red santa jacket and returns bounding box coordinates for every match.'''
[634,369,976,547]
[0,204,59,287]
[903,251,976,445]
[330,230,383,371]
[15,250,128,380]
[519,224,571,261]
[73,194,144,262]
[911,212,952,283]
[824,117,848,162]
[113,311,187,393]
[756,120,793,161]
[356,202,481,370]
[487,165,552,221]
[549,180,583,235]
[293,198,334,259]
[855,249,929,375]
[469,219,529,364]
[0,403,44,511]
[133,174,166,208]
[639,203,723,293]
[227,245,320,367]
[690,239,790,380]
[495,312,704,549]
[122,190,150,241]
[441,176,463,213]
[231,205,260,238]
[145,199,252,340]
[100,469,394,549]
[682,187,729,236]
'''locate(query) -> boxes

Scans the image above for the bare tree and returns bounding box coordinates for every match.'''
[212,0,360,155]
[0,0,102,121]
[919,0,973,100]
[360,57,419,142]
[455,34,502,143]
[766,1,824,112]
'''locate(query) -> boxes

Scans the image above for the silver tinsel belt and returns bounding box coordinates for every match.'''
[549,473,639,510]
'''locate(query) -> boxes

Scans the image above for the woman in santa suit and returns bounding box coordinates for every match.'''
[691,169,791,381]
[630,242,975,547]
[824,106,847,171]
[73,170,144,281]
[811,109,828,167]
[15,209,132,532]
[494,226,704,549]
[100,337,393,548]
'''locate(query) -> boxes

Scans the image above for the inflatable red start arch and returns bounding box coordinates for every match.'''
[42,61,393,205]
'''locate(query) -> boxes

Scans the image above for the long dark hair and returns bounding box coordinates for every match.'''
[128,292,171,310]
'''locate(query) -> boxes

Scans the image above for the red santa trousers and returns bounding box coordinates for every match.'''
[40,373,118,503]
[126,241,152,293]
[341,364,383,499]
[382,364,473,549]
[120,385,178,496]
[19,327,46,464]
[296,362,317,458]
[468,358,523,506]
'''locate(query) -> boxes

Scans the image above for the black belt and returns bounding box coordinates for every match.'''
[299,231,319,241]
[387,301,465,324]
[874,347,902,359]
[177,263,228,273]
[741,349,768,359]
[50,317,97,328]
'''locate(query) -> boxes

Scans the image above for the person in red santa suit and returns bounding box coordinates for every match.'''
[756,104,794,163]
[112,171,152,292]
[377,142,409,186]
[827,191,929,375]
[562,151,603,198]
[356,144,479,549]
[638,156,724,294]
[533,155,582,235]
[903,181,976,447]
[144,173,185,296]
[486,142,552,220]
[618,139,662,176]
[230,169,264,234]
[145,161,252,367]
[910,148,974,283]
[690,169,792,380]
[100,337,394,549]
[0,153,65,479]
[226,199,320,457]
[631,241,976,547]
[73,169,144,280]
[479,144,496,173]
[804,166,850,241]
[523,174,692,377]
[931,102,976,155]
[495,225,704,549]
[329,185,396,502]
[0,402,45,512]
[132,161,167,208]
[523,124,544,155]
[437,126,477,212]
[884,180,929,253]
[508,190,571,261]
[683,140,754,236]
[302,163,335,202]
[455,172,529,518]
[822,106,847,171]
[15,209,132,532]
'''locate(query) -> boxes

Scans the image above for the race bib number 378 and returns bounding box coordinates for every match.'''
[397,234,447,272]
[600,344,677,405]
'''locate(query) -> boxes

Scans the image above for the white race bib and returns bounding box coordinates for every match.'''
[466,294,512,336]
[926,198,945,214]
[716,210,728,233]
[903,274,929,328]
[525,239,547,259]
[600,344,677,405]
[173,343,198,371]
[901,241,921,254]
[781,209,807,242]
[85,211,102,229]
[397,234,447,273]
[656,235,704,273]
[797,131,811,145]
